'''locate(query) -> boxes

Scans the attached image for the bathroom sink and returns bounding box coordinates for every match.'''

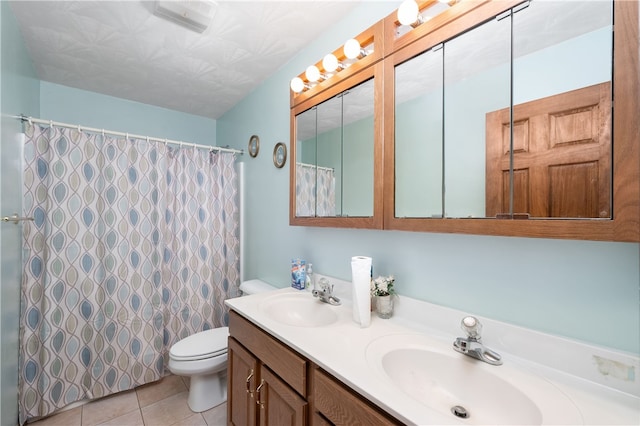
[259,292,339,327]
[366,334,583,425]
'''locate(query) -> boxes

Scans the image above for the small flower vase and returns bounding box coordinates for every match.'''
[375,295,394,319]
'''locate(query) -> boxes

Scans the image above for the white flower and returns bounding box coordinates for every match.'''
[371,275,395,297]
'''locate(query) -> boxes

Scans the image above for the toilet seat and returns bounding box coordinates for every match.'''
[170,327,229,361]
[167,281,275,413]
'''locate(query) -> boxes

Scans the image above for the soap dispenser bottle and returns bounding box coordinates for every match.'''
[306,263,315,291]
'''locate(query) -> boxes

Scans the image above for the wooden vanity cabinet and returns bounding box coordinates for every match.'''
[228,310,402,426]
[228,311,307,426]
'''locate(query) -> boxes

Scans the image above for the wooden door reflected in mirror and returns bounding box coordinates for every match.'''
[486,83,611,218]
[493,0,614,219]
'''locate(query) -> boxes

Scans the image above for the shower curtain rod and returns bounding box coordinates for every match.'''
[296,161,334,172]
[12,115,244,155]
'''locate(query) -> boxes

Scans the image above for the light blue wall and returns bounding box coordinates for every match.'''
[218,1,640,354]
[40,82,217,146]
[0,2,40,425]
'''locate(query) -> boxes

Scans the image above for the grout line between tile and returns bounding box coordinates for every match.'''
[31,376,226,426]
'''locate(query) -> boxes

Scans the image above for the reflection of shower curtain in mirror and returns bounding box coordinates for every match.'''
[296,162,336,216]
[19,123,240,423]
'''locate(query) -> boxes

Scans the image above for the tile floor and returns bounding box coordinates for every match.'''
[28,375,227,426]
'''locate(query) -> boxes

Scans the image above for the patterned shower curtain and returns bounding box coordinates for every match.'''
[296,162,336,216]
[18,123,240,423]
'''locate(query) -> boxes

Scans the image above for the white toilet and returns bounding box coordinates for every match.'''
[168,279,276,412]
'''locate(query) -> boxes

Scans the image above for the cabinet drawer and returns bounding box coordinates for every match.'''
[230,311,308,397]
[313,368,401,426]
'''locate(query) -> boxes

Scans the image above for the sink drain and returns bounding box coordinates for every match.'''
[451,405,469,419]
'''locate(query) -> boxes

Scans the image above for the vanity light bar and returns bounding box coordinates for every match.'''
[290,1,460,95]
[290,38,374,94]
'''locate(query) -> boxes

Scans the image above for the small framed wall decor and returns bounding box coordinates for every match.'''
[248,135,260,158]
[273,142,287,168]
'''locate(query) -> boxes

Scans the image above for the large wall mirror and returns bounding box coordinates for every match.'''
[394,0,613,220]
[295,78,375,218]
[290,64,384,229]
[384,0,637,241]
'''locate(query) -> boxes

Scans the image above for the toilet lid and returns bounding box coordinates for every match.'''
[170,327,229,361]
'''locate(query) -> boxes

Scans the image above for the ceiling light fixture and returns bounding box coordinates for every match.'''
[153,0,217,33]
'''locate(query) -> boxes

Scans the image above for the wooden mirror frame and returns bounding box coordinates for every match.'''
[383,0,639,242]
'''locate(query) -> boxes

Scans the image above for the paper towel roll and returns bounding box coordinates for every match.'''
[351,256,372,328]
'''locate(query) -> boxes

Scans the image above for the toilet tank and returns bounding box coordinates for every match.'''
[239,279,276,296]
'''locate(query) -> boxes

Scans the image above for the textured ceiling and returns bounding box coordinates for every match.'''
[9,0,362,119]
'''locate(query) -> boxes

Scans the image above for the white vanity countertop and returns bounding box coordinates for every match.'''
[225,276,640,425]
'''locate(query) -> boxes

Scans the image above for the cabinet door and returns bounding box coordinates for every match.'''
[230,311,308,396]
[228,338,259,426]
[257,367,307,426]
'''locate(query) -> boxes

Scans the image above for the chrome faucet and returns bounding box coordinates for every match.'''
[312,278,341,306]
[453,316,503,366]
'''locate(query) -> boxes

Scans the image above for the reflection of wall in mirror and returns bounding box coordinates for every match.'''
[395,27,611,218]
[318,127,342,213]
[395,91,443,218]
[343,115,374,217]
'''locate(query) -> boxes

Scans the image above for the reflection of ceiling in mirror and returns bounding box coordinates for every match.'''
[297,109,316,143]
[395,1,612,105]
[297,1,612,142]
[297,78,374,141]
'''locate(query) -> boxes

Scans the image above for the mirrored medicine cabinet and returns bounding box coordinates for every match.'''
[290,55,384,229]
[290,0,639,242]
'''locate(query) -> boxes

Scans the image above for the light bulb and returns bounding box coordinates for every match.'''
[398,0,419,26]
[322,53,339,73]
[344,38,362,60]
[290,77,305,93]
[305,65,321,83]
